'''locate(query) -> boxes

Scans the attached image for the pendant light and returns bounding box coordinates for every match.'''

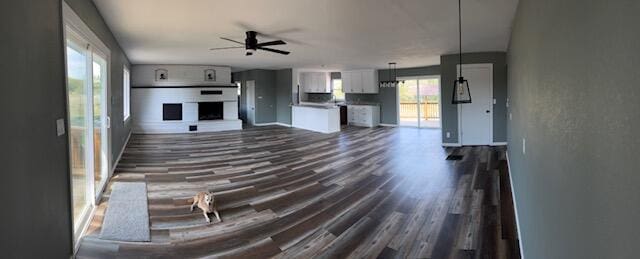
[452,0,472,104]
[379,62,403,88]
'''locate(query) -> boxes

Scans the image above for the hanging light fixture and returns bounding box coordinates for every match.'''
[452,0,472,104]
[379,62,404,88]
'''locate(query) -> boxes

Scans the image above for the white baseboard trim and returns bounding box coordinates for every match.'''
[506,152,525,258]
[442,143,462,147]
[379,123,398,127]
[110,131,132,176]
[492,142,508,146]
[253,122,292,127]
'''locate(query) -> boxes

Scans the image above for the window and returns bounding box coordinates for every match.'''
[332,79,344,101]
[123,67,130,121]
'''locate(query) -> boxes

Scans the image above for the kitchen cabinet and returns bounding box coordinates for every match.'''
[341,69,378,94]
[347,105,380,127]
[300,72,330,93]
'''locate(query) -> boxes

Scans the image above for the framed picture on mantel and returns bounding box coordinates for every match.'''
[204,69,216,82]
[155,69,168,81]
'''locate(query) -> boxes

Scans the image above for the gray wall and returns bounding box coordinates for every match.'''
[275,69,293,125]
[507,1,640,258]
[0,0,73,257]
[310,66,441,125]
[232,69,278,124]
[65,0,132,164]
[377,65,441,124]
[440,52,507,143]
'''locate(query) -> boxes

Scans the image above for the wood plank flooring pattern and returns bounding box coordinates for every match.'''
[77,126,520,259]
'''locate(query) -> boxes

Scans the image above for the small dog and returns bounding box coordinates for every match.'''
[190,191,221,223]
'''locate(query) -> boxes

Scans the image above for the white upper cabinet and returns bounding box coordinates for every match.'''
[342,71,353,93]
[361,70,378,93]
[341,69,378,94]
[300,72,330,93]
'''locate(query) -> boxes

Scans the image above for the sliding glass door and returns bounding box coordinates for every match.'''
[66,35,91,233]
[92,53,108,197]
[65,26,110,238]
[398,76,441,128]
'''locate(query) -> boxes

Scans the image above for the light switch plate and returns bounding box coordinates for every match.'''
[56,118,65,136]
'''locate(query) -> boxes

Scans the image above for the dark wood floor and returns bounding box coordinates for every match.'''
[77,125,520,259]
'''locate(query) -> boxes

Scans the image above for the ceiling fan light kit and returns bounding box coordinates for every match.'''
[211,30,291,56]
[452,0,472,104]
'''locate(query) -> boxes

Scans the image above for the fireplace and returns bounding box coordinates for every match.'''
[199,102,223,120]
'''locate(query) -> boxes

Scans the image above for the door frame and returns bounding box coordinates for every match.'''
[63,2,112,250]
[395,75,442,128]
[456,63,493,145]
[246,80,256,125]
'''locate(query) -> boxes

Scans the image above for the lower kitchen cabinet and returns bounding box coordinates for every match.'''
[347,105,380,127]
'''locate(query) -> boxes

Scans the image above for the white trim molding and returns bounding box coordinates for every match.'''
[505,152,526,258]
[441,142,462,147]
[111,131,132,176]
[491,142,508,146]
[379,123,398,127]
[254,122,292,127]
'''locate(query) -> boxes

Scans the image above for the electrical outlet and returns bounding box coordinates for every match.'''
[493,98,497,105]
[522,138,526,154]
[446,132,451,138]
[510,113,513,121]
[56,118,65,136]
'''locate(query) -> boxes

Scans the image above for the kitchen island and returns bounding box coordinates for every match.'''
[291,104,340,133]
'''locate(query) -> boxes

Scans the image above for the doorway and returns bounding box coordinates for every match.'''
[397,76,441,128]
[64,3,110,243]
[458,64,493,145]
[246,80,256,125]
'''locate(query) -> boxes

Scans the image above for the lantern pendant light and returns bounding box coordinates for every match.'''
[452,0,472,104]
[379,62,403,88]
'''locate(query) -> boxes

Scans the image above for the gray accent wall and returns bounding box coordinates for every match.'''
[275,69,293,125]
[233,69,278,124]
[0,0,73,257]
[377,65,441,125]
[65,0,132,164]
[440,52,507,143]
[507,1,640,258]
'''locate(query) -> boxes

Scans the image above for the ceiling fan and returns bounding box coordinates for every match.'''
[210,31,290,56]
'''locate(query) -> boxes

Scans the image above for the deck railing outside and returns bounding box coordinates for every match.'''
[399,102,440,119]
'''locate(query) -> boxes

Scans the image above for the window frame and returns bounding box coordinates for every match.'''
[331,78,345,101]
[123,66,131,121]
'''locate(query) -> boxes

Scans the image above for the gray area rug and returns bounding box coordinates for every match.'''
[99,182,151,242]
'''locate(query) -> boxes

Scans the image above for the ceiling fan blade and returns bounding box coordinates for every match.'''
[209,46,244,50]
[257,47,290,55]
[257,40,286,47]
[220,37,245,45]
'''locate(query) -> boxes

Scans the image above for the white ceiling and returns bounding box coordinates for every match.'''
[93,0,519,71]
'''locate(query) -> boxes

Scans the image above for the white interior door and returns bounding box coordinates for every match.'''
[246,80,255,125]
[459,64,493,145]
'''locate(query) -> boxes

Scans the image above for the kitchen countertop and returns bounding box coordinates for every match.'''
[292,104,339,109]
[297,101,380,107]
